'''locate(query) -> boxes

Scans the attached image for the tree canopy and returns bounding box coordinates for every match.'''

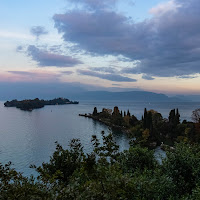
[1,132,200,199]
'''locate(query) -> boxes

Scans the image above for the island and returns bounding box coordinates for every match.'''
[4,98,79,111]
[80,106,200,149]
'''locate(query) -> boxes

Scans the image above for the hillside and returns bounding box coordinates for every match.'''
[72,91,182,102]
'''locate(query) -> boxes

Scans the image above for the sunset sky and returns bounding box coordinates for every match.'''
[1,0,200,95]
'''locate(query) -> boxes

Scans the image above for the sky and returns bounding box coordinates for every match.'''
[0,0,200,96]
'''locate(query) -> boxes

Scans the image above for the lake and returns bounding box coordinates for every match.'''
[0,100,200,176]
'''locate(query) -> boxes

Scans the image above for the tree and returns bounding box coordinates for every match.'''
[143,108,148,128]
[93,107,98,116]
[175,108,180,125]
[192,108,200,123]
[169,109,176,124]
[112,106,119,116]
[162,142,200,196]
[2,134,200,199]
[168,108,180,138]
[142,129,150,143]
[129,115,138,126]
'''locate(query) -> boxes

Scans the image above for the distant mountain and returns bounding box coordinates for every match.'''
[0,82,86,101]
[71,91,183,102]
[175,95,200,102]
[0,82,192,102]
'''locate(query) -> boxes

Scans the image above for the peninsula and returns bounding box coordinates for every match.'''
[80,106,200,148]
[4,98,79,111]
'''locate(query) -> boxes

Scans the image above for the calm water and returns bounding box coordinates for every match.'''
[0,100,200,176]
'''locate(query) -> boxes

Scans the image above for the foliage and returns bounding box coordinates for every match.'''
[34,139,84,185]
[0,162,51,199]
[192,108,200,123]
[2,132,200,199]
[93,107,98,116]
[4,98,78,111]
[162,142,200,196]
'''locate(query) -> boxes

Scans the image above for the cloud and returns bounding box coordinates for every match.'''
[8,71,37,76]
[7,70,61,82]
[61,71,74,75]
[178,75,198,79]
[54,10,134,56]
[90,67,116,73]
[27,45,83,67]
[142,75,155,80]
[49,45,63,54]
[16,45,24,52]
[149,0,182,16]
[67,0,119,10]
[53,0,200,77]
[112,83,121,86]
[77,69,137,82]
[30,26,48,39]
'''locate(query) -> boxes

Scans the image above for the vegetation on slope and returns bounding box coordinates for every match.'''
[4,98,79,111]
[1,131,200,199]
[81,107,200,148]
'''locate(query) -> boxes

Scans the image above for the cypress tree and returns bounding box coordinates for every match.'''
[143,108,148,128]
[93,107,98,116]
[169,109,176,124]
[146,111,152,130]
[175,108,180,125]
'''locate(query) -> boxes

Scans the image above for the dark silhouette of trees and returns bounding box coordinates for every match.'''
[192,108,200,123]
[112,107,123,126]
[88,106,200,146]
[129,115,138,126]
[4,98,78,111]
[93,107,98,116]
[2,134,200,199]
[143,108,153,130]
[168,108,181,138]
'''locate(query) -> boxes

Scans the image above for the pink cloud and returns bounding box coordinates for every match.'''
[0,70,61,83]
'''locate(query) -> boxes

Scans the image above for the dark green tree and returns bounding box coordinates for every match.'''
[169,109,176,124]
[175,108,180,125]
[93,107,98,116]
[143,108,148,129]
[129,115,138,126]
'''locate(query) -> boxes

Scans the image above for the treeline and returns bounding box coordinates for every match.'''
[91,107,200,146]
[1,132,200,199]
[4,98,79,111]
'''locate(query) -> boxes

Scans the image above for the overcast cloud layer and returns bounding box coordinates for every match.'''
[53,0,200,78]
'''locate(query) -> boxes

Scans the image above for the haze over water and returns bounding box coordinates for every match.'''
[0,100,200,176]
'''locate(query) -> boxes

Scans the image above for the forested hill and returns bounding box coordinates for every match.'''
[72,91,182,102]
[4,98,79,111]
